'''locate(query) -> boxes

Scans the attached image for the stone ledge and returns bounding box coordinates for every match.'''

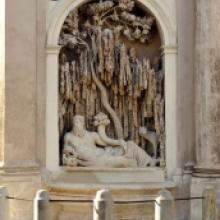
[0,162,39,172]
[193,164,220,176]
[64,167,162,172]
[45,181,176,191]
[44,181,176,201]
[51,167,165,183]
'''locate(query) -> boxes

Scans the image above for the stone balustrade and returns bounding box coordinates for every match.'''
[0,186,216,220]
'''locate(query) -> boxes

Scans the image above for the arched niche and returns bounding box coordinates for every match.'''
[46,0,177,180]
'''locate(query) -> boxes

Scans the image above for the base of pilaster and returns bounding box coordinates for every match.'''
[190,177,220,219]
[0,162,39,172]
[193,164,220,177]
[0,170,43,220]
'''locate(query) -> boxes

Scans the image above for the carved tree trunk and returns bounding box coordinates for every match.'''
[91,61,124,139]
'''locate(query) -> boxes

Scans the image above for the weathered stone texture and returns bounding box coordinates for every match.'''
[191,178,220,220]
[0,0,46,219]
[177,0,196,168]
[0,0,5,162]
[1,0,46,168]
[36,0,46,167]
[196,0,220,168]
[4,0,37,164]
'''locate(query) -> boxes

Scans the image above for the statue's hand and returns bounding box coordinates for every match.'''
[119,139,127,155]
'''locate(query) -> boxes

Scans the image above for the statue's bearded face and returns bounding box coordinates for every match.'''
[73,116,85,137]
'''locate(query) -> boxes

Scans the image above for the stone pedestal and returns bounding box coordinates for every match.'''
[191,178,220,219]
[46,181,176,220]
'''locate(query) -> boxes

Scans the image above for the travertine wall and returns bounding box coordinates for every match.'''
[174,1,196,216]
[1,0,46,168]
[191,0,220,218]
[0,0,5,162]
[0,0,46,219]
[4,0,37,166]
[177,0,196,168]
[195,0,220,172]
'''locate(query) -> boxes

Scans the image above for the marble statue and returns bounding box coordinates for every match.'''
[63,114,156,168]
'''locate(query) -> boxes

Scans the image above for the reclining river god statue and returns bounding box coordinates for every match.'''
[63,113,158,168]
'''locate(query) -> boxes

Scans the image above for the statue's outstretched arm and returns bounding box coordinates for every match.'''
[93,132,127,154]
[94,131,121,147]
[93,132,119,146]
[93,132,108,146]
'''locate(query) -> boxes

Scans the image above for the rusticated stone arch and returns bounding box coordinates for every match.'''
[47,0,176,46]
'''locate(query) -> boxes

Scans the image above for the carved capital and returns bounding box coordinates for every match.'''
[46,45,62,54]
[160,45,178,56]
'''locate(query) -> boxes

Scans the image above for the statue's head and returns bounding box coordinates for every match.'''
[72,115,85,137]
[93,112,110,127]
[73,115,84,124]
